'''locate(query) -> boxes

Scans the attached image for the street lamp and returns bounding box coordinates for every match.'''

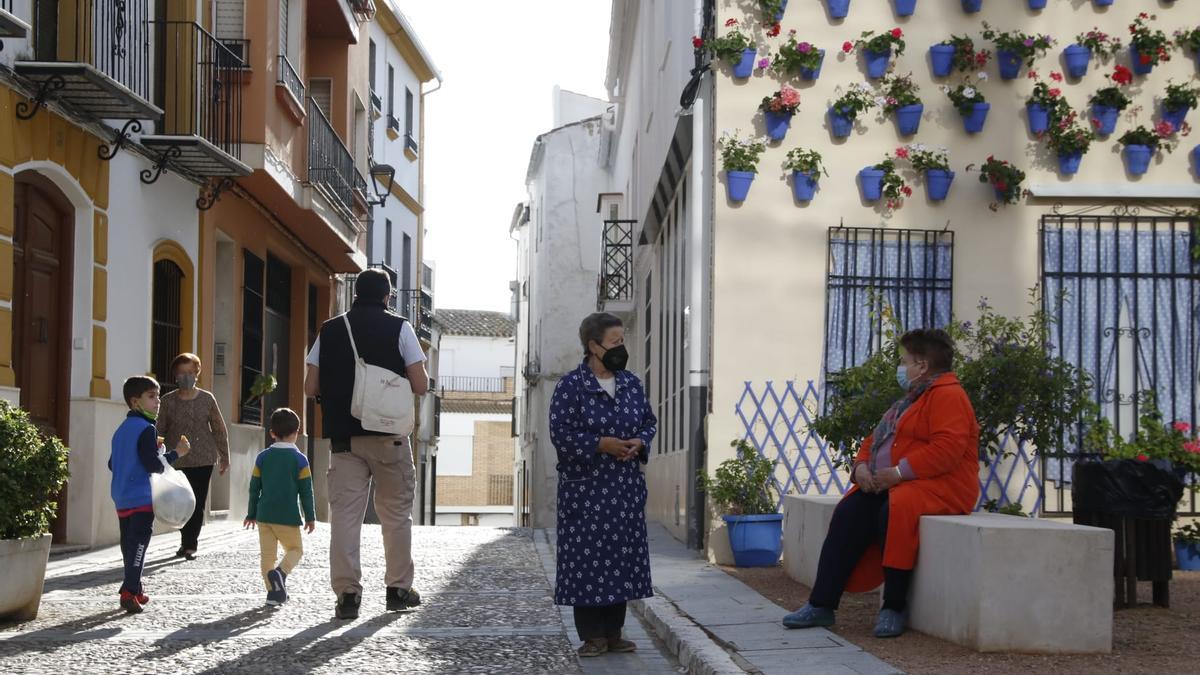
[368,162,396,206]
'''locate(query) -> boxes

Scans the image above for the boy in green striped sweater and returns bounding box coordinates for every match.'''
[244,408,316,606]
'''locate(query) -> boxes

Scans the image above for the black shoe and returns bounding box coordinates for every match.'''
[175,547,196,561]
[386,587,422,611]
[335,592,360,620]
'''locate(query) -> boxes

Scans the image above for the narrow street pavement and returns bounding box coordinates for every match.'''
[0,522,681,674]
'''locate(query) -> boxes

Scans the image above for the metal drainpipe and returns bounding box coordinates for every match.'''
[430,452,438,525]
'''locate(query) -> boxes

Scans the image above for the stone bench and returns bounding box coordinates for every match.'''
[783,494,1114,653]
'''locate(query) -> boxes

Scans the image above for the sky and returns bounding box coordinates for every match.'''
[398,1,614,314]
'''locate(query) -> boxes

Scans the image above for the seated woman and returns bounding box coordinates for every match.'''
[783,329,979,638]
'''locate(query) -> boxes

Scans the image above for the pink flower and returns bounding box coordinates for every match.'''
[891,28,903,39]
[1027,70,1039,80]
[780,86,801,107]
[1155,120,1176,137]
[725,18,738,27]
[843,41,854,53]
[1048,88,1061,98]
[1174,422,1193,433]
[798,42,813,53]
[1050,71,1063,82]
[895,146,910,159]
[901,186,913,197]
[1185,441,1200,454]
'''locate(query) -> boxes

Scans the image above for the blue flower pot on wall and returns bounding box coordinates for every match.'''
[827,0,851,19]
[925,169,955,201]
[1063,44,1092,79]
[961,102,990,133]
[1193,145,1200,176]
[829,107,855,138]
[1028,0,1046,8]
[859,167,885,200]
[1027,102,1050,135]
[864,48,892,79]
[733,48,757,78]
[1057,152,1083,175]
[723,514,783,567]
[894,0,917,16]
[791,171,819,201]
[1162,104,1191,131]
[726,171,756,202]
[764,110,793,141]
[1130,45,1155,75]
[1122,144,1154,175]
[799,50,826,80]
[894,104,924,136]
[930,44,956,78]
[996,49,1022,80]
[961,0,982,12]
[774,0,789,21]
[1093,0,1114,6]
[1179,542,1200,571]
[1090,104,1120,136]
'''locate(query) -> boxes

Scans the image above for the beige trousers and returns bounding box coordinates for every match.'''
[328,435,416,596]
[258,523,303,590]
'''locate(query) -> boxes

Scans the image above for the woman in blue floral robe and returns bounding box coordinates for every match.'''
[549,312,657,658]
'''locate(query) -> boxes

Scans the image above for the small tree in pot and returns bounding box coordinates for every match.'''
[0,402,70,621]
[700,440,781,567]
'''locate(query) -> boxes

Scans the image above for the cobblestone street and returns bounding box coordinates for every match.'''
[0,523,681,674]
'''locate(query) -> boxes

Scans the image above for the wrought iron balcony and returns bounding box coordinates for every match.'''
[14,0,160,122]
[387,114,400,133]
[307,96,357,218]
[405,132,419,157]
[440,376,507,394]
[0,0,29,42]
[599,219,635,307]
[277,54,304,105]
[219,39,251,69]
[353,166,369,205]
[139,21,249,183]
[397,288,433,343]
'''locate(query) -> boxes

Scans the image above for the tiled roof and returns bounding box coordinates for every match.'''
[433,309,516,338]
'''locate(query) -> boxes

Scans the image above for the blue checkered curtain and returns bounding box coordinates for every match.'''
[823,228,954,386]
[1042,221,1200,483]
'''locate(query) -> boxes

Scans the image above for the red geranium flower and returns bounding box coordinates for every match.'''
[895,146,909,159]
[1026,70,1039,80]
[843,41,853,53]
[901,186,913,197]
[692,36,704,49]
[725,18,738,27]
[1112,65,1133,85]
[1048,88,1061,98]
[1174,422,1192,433]
[1137,453,1150,461]
[767,23,781,38]
[890,28,903,38]
[1049,72,1063,82]
[995,181,1007,191]
[1139,53,1152,65]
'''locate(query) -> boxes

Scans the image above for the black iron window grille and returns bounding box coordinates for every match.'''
[240,251,265,425]
[1040,211,1200,516]
[601,219,635,303]
[151,258,184,392]
[307,96,356,216]
[277,53,304,104]
[822,227,954,397]
[219,38,250,69]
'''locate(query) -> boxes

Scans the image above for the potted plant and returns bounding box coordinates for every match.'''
[772,32,826,81]
[760,86,801,141]
[944,82,990,134]
[1026,73,1067,135]
[1088,66,1133,137]
[1128,12,1171,75]
[827,83,876,138]
[1117,122,1179,176]
[846,28,906,80]
[1066,28,1123,79]
[1027,0,1047,10]
[858,155,911,210]
[719,132,766,202]
[1176,26,1200,69]
[826,0,851,19]
[760,0,788,22]
[1043,108,1095,175]
[1175,522,1200,571]
[977,155,1026,207]
[893,0,917,18]
[982,23,1055,80]
[899,144,955,201]
[1161,80,1200,130]
[696,19,758,78]
[699,439,781,568]
[783,147,828,202]
[961,0,982,12]
[879,72,923,136]
[930,34,990,79]
[0,402,70,622]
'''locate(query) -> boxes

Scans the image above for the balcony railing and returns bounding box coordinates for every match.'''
[307,96,356,217]
[353,166,369,204]
[277,54,304,104]
[440,376,507,394]
[0,0,29,41]
[405,132,419,156]
[398,288,433,343]
[387,114,400,132]
[599,219,635,303]
[219,39,251,69]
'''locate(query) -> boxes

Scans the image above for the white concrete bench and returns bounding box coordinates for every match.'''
[783,494,1114,653]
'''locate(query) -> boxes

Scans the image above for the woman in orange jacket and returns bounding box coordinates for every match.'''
[783,329,980,638]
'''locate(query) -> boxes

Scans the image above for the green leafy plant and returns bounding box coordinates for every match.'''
[759,0,785,21]
[1176,522,1200,546]
[1076,28,1123,59]
[977,155,1026,207]
[849,27,907,56]
[783,148,828,176]
[1089,86,1132,111]
[243,373,278,408]
[1129,12,1172,68]
[896,144,949,172]
[1164,80,1200,113]
[878,72,921,113]
[1176,27,1200,54]
[1082,395,1200,479]
[771,32,824,75]
[697,18,756,63]
[718,131,766,173]
[981,23,1055,67]
[0,402,70,540]
[830,83,877,120]
[699,439,777,516]
[1028,80,1069,122]
[943,82,986,117]
[982,499,1029,517]
[760,85,802,115]
[869,156,912,211]
[1044,108,1096,156]
[1118,124,1169,149]
[938,34,991,73]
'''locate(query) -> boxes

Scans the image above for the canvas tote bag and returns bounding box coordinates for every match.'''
[343,314,415,435]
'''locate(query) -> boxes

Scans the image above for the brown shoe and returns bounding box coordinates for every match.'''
[607,637,637,653]
[577,639,609,657]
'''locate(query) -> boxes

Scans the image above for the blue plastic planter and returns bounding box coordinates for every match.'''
[1057,152,1083,175]
[829,107,855,138]
[1028,0,1046,8]
[961,102,990,134]
[827,0,851,19]
[1177,542,1200,571]
[1063,44,1092,79]
[894,104,923,136]
[764,110,792,141]
[733,48,757,78]
[726,171,755,202]
[791,171,819,201]
[1027,102,1049,135]
[859,167,885,201]
[925,169,955,201]
[1193,145,1200,176]
[799,49,826,80]
[864,48,891,79]
[1093,0,1114,6]
[723,514,783,567]
[1122,144,1153,175]
[996,49,1022,80]
[961,0,982,12]
[930,44,956,78]
[894,0,917,16]
[1131,45,1154,75]
[992,186,1008,203]
[1162,103,1191,131]
[774,0,789,21]
[1091,104,1119,136]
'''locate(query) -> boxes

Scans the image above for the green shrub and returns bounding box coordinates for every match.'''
[699,440,777,516]
[0,402,70,539]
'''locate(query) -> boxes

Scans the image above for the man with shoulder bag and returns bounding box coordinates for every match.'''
[304,268,429,620]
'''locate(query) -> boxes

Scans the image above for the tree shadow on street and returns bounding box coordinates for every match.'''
[136,606,276,661]
[0,609,127,651]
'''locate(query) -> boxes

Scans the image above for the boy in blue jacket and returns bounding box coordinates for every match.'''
[109,376,190,614]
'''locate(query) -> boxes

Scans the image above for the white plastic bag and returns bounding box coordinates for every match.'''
[150,454,196,530]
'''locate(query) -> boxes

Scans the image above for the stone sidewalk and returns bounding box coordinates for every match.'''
[0,522,681,674]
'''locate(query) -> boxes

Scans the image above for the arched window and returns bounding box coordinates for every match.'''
[151,242,195,387]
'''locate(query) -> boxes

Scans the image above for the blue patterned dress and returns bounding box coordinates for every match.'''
[549,360,658,607]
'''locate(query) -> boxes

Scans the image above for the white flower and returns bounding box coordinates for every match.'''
[963,87,977,98]
[874,96,888,107]
[976,71,989,81]
[939,85,950,93]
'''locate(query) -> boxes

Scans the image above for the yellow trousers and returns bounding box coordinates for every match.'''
[258,522,303,590]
